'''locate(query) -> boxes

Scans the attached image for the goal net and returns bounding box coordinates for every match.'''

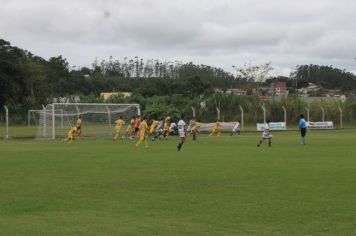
[28,109,65,128]
[36,103,140,140]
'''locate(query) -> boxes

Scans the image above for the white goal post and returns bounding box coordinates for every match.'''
[36,103,140,140]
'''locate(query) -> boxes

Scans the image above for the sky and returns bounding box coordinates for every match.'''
[1,0,356,75]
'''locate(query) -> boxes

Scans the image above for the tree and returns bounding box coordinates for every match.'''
[236,62,273,96]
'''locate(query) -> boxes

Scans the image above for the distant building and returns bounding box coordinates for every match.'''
[226,88,248,95]
[100,92,132,101]
[101,92,119,100]
[120,92,133,98]
[298,83,320,96]
[333,95,346,102]
[270,82,287,96]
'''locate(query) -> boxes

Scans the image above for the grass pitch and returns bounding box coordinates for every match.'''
[0,130,356,235]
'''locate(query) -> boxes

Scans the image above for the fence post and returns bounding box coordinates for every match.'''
[3,106,9,139]
[60,109,64,128]
[136,105,141,116]
[216,107,220,121]
[282,106,287,126]
[320,106,325,122]
[75,105,80,118]
[239,105,244,130]
[305,106,310,122]
[52,105,55,140]
[191,107,196,119]
[42,105,46,138]
[338,106,343,129]
[28,110,31,128]
[105,105,111,130]
[261,105,266,123]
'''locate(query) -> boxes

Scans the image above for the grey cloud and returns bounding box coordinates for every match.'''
[1,0,356,75]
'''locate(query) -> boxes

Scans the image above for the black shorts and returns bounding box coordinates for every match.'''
[76,126,81,132]
[300,128,307,137]
[135,127,139,133]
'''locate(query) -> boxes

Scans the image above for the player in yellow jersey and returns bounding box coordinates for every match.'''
[186,119,194,136]
[192,119,201,141]
[149,118,159,141]
[135,117,149,148]
[162,116,170,138]
[64,127,77,144]
[76,115,82,138]
[209,119,221,136]
[123,116,135,140]
[112,116,125,141]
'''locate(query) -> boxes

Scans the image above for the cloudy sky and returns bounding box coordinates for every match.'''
[1,0,356,75]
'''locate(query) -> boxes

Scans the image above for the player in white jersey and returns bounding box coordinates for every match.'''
[230,121,241,136]
[177,115,186,151]
[169,122,177,135]
[257,120,272,147]
[152,119,163,141]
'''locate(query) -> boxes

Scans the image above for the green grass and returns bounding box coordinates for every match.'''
[0,130,356,235]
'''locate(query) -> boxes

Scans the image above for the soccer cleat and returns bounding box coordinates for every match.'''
[257,144,260,147]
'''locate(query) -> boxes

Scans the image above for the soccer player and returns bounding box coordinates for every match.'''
[112,116,125,141]
[299,114,307,145]
[186,119,194,136]
[64,127,77,144]
[154,119,164,140]
[191,119,201,141]
[177,115,186,151]
[149,118,159,141]
[209,119,221,136]
[230,121,241,136]
[162,116,170,138]
[123,116,136,140]
[169,122,177,135]
[257,120,272,147]
[76,115,82,138]
[135,117,149,148]
[134,115,141,137]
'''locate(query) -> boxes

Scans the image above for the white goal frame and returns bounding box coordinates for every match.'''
[38,103,140,140]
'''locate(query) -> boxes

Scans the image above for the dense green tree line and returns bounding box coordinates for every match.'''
[293,65,356,90]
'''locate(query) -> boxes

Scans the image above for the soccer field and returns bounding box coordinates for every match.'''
[1,130,356,235]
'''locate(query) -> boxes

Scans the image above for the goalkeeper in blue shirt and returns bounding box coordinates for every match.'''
[299,114,307,145]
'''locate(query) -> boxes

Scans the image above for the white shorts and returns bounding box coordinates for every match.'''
[179,132,185,138]
[262,134,272,139]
